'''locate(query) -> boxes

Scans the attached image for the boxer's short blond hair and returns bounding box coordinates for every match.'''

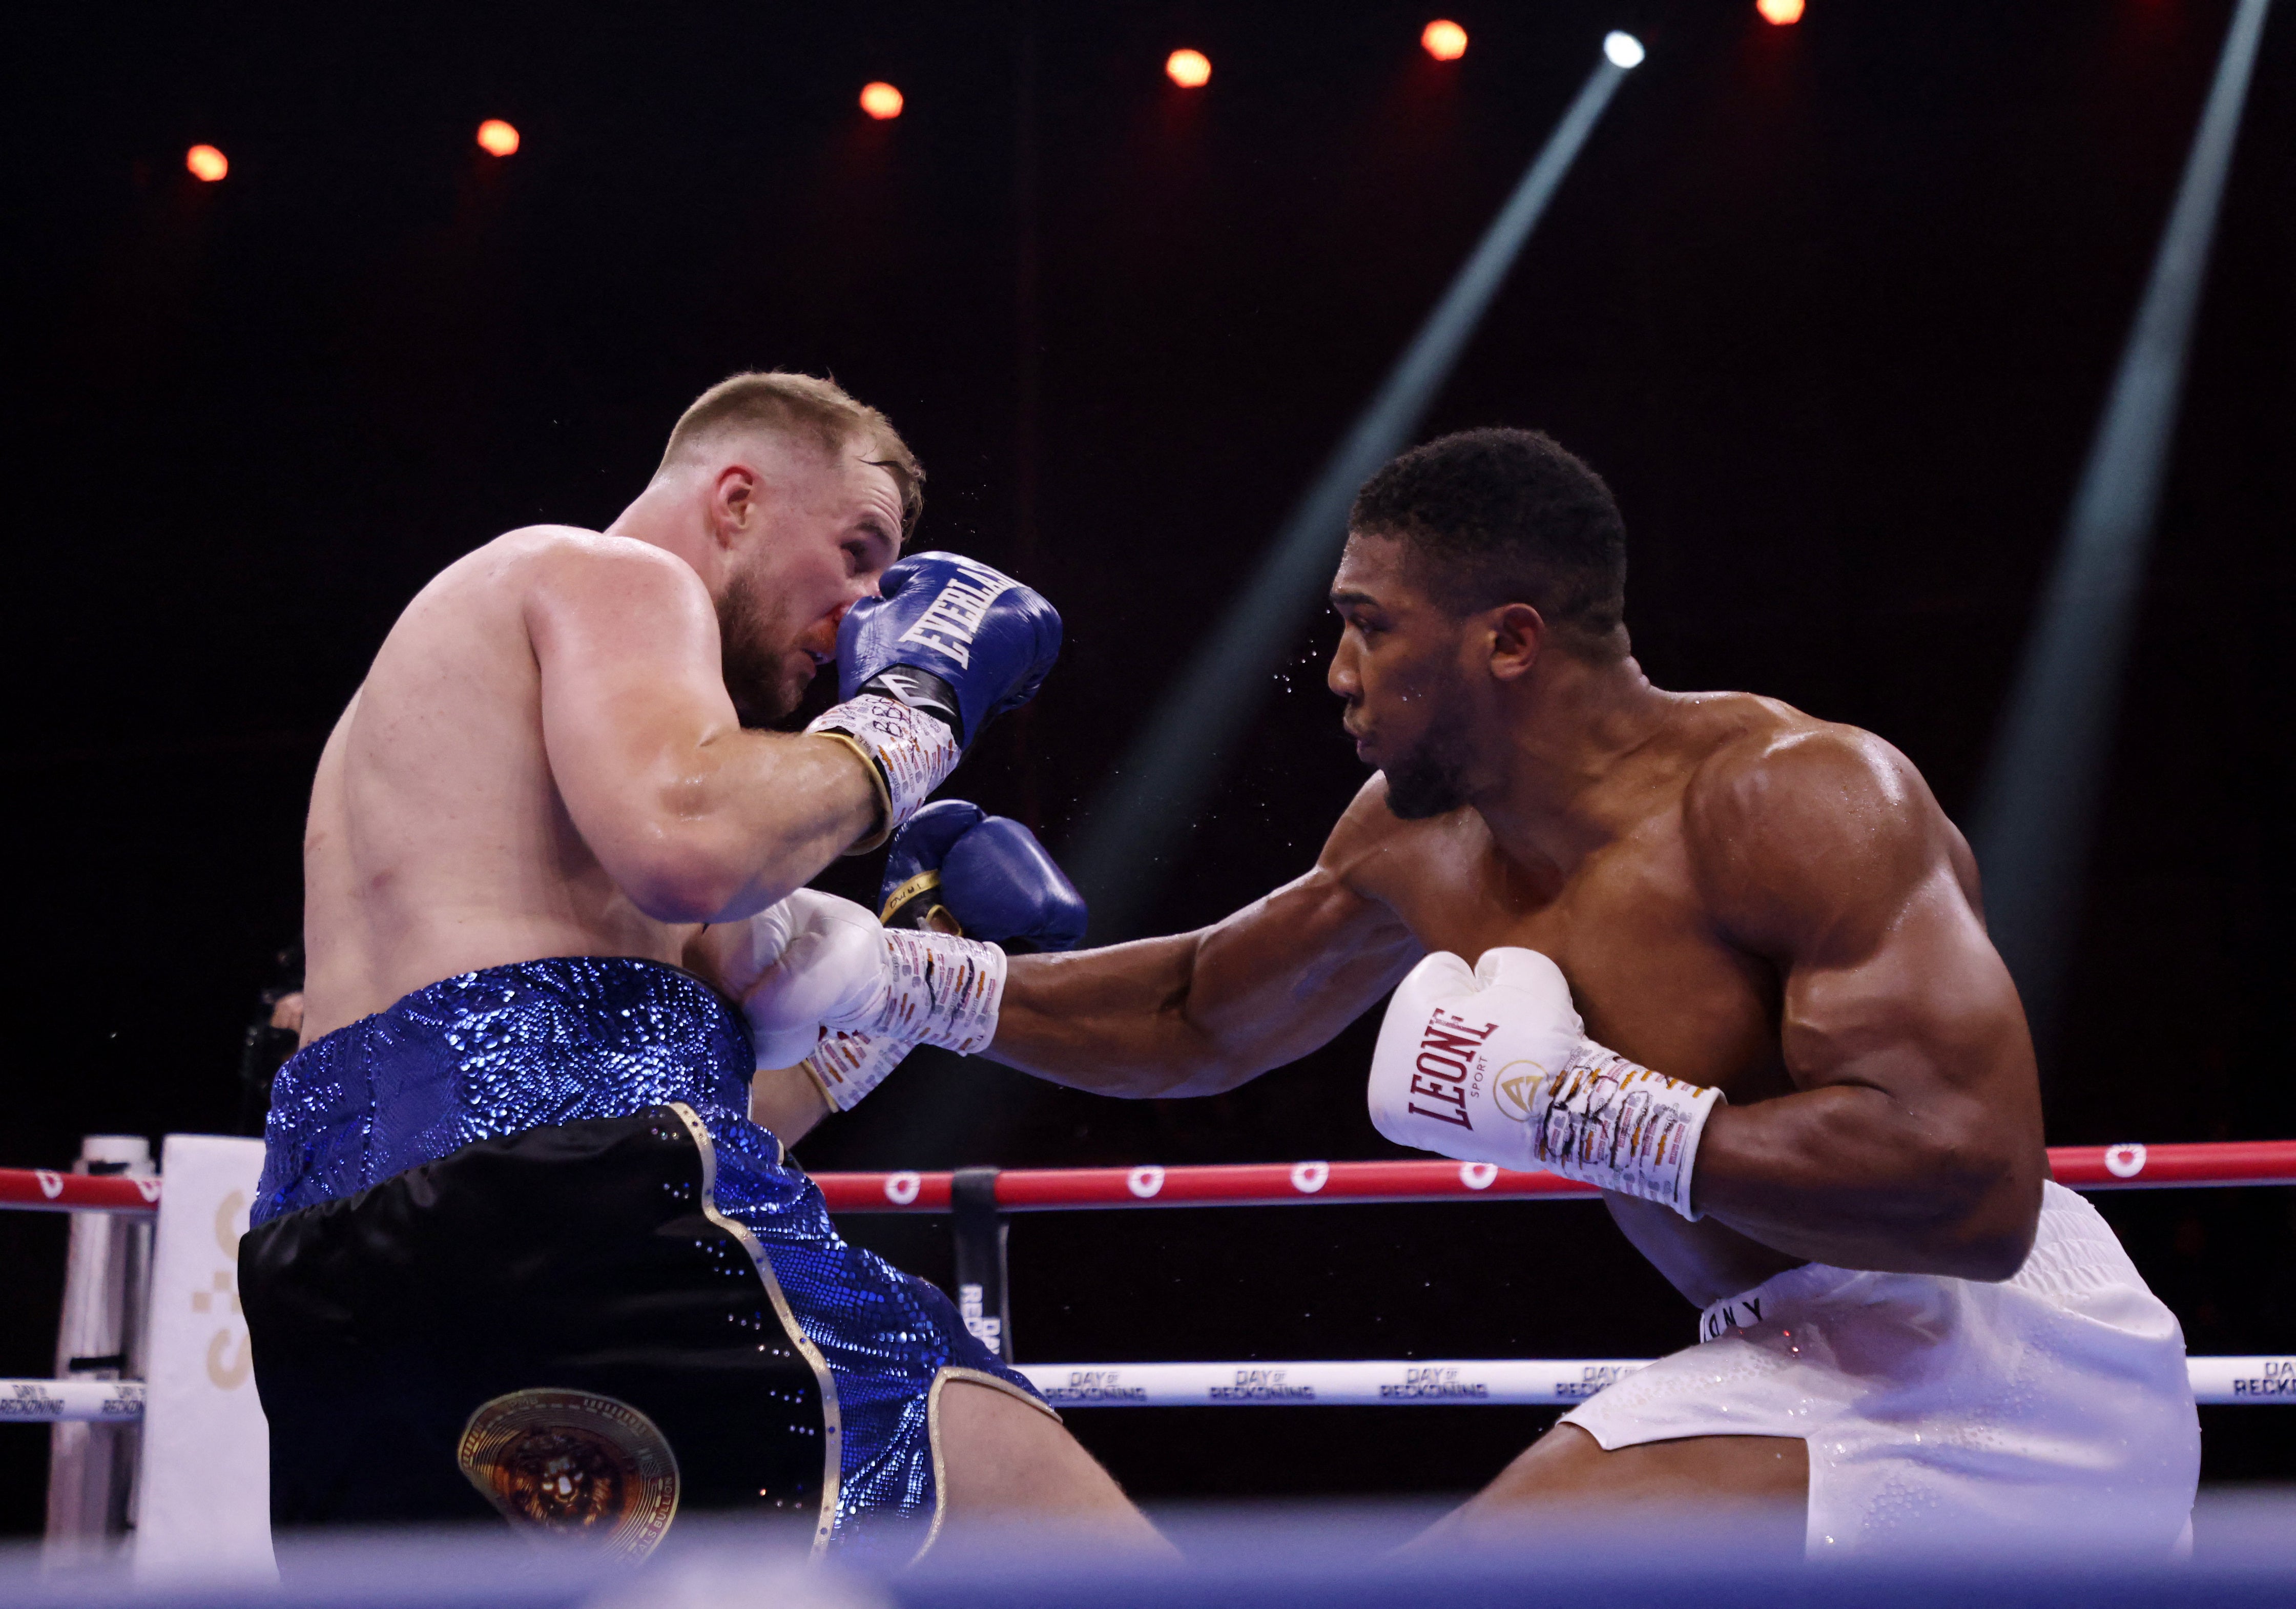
[657,370,924,537]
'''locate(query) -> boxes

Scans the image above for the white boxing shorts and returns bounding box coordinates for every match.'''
[1560,1182,2199,1556]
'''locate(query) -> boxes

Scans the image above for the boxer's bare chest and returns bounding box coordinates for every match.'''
[1363,798,1788,1107]
[1350,755,1809,1304]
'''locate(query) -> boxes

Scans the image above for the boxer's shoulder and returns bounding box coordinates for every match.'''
[390,525,668,619]
[1316,773,1466,897]
[1674,696,1950,942]
[484,524,694,591]
[1678,700,1926,838]
[469,525,716,636]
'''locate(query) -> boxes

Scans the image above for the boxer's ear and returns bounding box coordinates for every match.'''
[710,463,763,544]
[1486,602,1546,683]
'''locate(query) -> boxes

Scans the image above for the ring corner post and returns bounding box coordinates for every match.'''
[44,1135,155,1567]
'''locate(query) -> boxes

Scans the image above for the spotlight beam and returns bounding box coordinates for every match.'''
[1969,0,2274,1058]
[1068,43,1641,938]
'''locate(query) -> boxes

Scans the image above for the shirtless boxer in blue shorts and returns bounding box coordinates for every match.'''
[239,372,1157,1561]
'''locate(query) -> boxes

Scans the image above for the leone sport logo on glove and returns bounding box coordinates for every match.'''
[1405,1009,1500,1132]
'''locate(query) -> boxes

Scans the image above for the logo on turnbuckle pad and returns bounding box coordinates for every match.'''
[457,1389,679,1561]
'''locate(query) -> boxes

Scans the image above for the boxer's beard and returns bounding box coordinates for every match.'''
[716,583,806,728]
[1380,687,1478,821]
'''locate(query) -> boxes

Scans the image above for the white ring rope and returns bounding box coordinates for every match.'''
[6,1358,2287,1420]
[3,1379,146,1424]
[1015,1357,2294,1409]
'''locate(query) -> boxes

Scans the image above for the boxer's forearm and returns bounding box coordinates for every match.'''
[989,872,1419,1097]
[751,1062,833,1147]
[610,732,881,922]
[987,936,1250,1097]
[1691,1083,2042,1280]
[990,921,1413,1098]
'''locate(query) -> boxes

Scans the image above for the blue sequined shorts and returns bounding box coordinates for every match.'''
[242,956,1051,1558]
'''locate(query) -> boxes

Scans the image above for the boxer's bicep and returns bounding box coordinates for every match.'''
[529,544,741,888]
[1692,728,1999,1090]
[527,544,868,921]
[1688,729,2044,1273]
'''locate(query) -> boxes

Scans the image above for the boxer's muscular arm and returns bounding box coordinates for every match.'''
[988,789,1424,1098]
[1684,729,2047,1280]
[528,537,878,923]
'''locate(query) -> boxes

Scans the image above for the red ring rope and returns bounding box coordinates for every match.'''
[6,1139,2292,1218]
[810,1140,2296,1213]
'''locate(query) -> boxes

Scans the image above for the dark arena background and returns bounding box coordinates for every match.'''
[4,0,2293,1561]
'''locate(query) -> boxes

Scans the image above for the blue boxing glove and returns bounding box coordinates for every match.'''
[879,799,1088,952]
[806,552,1063,851]
[839,553,1062,745]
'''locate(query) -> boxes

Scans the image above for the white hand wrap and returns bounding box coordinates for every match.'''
[1524,1045,1722,1218]
[806,697,961,851]
[871,929,1005,1054]
[800,1028,918,1113]
[1367,947,1721,1220]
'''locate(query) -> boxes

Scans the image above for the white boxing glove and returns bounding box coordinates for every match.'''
[734,890,891,1069]
[1368,946,1722,1220]
[733,889,1009,1112]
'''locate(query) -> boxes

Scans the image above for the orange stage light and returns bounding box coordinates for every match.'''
[476,119,520,157]
[1165,49,1211,88]
[1422,20,1469,60]
[859,81,904,120]
[185,144,227,182]
[1757,0,1805,24]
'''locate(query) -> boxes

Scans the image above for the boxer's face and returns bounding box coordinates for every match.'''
[714,432,903,725]
[1328,533,1487,820]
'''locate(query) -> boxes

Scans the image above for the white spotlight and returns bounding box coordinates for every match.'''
[1603,31,1645,68]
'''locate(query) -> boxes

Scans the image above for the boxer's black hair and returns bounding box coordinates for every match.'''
[1351,428,1627,657]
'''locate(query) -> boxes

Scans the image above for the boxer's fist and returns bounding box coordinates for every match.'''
[880,800,1088,952]
[807,553,1062,849]
[734,890,891,1067]
[1367,947,1583,1171]
[1369,946,1723,1218]
[838,552,1062,750]
[733,882,1012,1112]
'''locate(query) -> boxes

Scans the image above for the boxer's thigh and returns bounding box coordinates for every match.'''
[1429,1422,1806,1552]
[933,1377,1168,1549]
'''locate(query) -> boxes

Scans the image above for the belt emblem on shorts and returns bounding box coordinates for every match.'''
[457,1388,680,1560]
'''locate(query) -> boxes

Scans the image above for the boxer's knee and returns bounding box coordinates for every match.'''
[930,1376,1168,1550]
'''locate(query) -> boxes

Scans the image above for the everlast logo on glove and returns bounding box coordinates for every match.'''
[1406,1010,1497,1130]
[896,572,1010,668]
[865,666,961,730]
